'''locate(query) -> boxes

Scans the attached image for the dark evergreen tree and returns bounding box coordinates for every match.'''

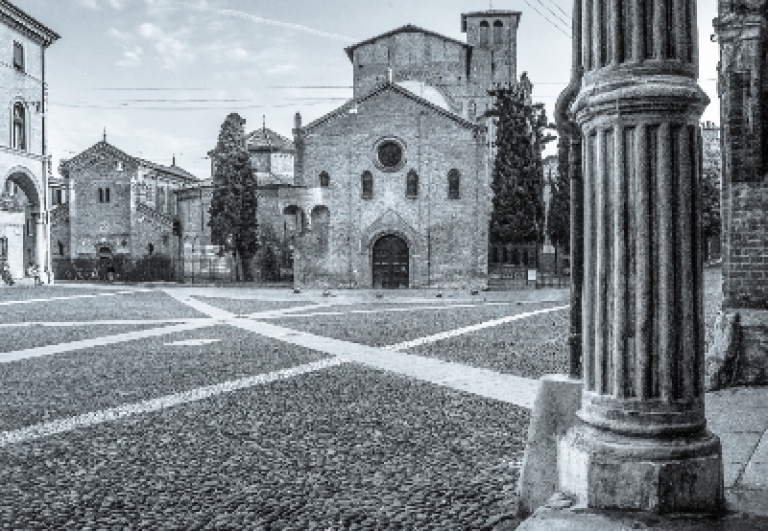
[546,133,571,251]
[701,164,721,243]
[489,80,556,246]
[208,113,259,281]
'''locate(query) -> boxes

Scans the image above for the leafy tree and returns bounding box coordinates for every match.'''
[208,113,259,281]
[546,133,571,251]
[489,78,556,246]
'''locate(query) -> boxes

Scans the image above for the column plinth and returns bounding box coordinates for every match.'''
[558,0,723,513]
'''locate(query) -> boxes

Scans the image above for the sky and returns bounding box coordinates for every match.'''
[15,0,720,180]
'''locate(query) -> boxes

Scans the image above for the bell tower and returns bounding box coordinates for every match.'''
[462,10,521,89]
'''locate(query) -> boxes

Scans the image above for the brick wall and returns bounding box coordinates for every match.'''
[723,182,768,308]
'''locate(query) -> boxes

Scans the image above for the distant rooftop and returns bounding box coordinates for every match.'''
[246,127,294,153]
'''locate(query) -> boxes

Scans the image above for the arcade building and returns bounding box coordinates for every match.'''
[0,0,59,282]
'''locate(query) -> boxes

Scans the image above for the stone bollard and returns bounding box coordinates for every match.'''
[517,375,582,517]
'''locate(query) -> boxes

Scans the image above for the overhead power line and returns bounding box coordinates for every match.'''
[522,0,571,38]
[535,0,571,28]
[548,0,571,19]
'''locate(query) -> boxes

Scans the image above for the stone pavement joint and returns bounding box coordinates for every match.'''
[0,289,152,306]
[229,318,540,409]
[0,357,346,447]
[0,321,216,363]
[385,305,569,351]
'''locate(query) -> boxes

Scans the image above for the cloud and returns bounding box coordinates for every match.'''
[117,46,144,67]
[137,22,194,68]
[76,0,123,8]
[109,27,133,41]
[265,63,297,75]
[176,2,356,42]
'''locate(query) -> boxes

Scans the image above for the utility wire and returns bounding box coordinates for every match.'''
[522,0,571,38]
[548,0,571,19]
[535,0,571,29]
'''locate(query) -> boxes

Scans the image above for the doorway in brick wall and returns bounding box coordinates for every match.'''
[372,235,409,289]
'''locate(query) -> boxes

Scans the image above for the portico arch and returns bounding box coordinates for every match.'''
[1,166,47,280]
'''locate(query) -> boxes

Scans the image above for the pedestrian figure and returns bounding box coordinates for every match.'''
[1,261,13,286]
[30,263,42,286]
[107,262,116,282]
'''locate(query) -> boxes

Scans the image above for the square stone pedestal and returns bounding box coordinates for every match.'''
[558,425,724,513]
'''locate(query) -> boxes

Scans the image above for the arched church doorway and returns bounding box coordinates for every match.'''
[372,235,409,289]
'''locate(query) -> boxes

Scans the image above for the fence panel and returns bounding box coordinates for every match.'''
[53,255,293,285]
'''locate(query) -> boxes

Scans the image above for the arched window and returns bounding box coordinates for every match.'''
[0,237,7,259]
[406,170,419,198]
[361,171,373,200]
[448,169,460,200]
[493,21,504,44]
[147,243,154,255]
[12,102,25,151]
[319,171,330,188]
[98,188,104,203]
[105,188,111,203]
[57,241,65,256]
[479,21,490,46]
[311,206,331,255]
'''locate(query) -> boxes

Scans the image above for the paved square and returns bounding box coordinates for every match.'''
[0,284,572,529]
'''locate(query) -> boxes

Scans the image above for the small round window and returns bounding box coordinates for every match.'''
[377,141,403,169]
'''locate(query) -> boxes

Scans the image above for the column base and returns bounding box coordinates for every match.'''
[558,423,724,513]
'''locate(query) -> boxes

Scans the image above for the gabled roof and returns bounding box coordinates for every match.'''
[0,0,60,46]
[302,82,481,133]
[344,24,470,62]
[246,127,295,153]
[60,141,198,182]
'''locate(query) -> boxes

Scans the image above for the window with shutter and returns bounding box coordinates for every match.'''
[13,42,24,72]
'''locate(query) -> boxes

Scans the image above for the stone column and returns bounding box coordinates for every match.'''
[34,213,47,281]
[558,0,723,512]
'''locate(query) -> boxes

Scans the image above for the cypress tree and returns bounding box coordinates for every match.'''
[489,80,555,246]
[546,133,571,251]
[208,113,259,281]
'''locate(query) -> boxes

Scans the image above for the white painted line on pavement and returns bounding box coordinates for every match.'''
[0,357,346,447]
[229,318,541,409]
[244,303,338,320]
[161,291,236,319]
[0,290,152,307]
[0,321,216,363]
[0,319,208,328]
[258,302,549,319]
[384,305,569,351]
[165,339,221,346]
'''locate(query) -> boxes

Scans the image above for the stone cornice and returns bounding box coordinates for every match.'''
[0,1,60,46]
[0,144,45,162]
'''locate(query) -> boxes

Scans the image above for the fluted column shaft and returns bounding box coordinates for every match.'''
[558,0,723,513]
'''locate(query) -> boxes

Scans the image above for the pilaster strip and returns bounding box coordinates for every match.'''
[583,0,593,71]
[583,132,596,391]
[635,123,651,399]
[613,125,628,398]
[657,123,675,402]
[611,0,621,65]
[631,0,643,61]
[594,129,607,394]
[676,123,695,400]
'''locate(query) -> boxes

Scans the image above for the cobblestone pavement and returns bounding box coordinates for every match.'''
[0,284,571,529]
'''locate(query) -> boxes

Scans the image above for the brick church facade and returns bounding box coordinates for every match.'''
[280,10,523,289]
[52,140,197,270]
